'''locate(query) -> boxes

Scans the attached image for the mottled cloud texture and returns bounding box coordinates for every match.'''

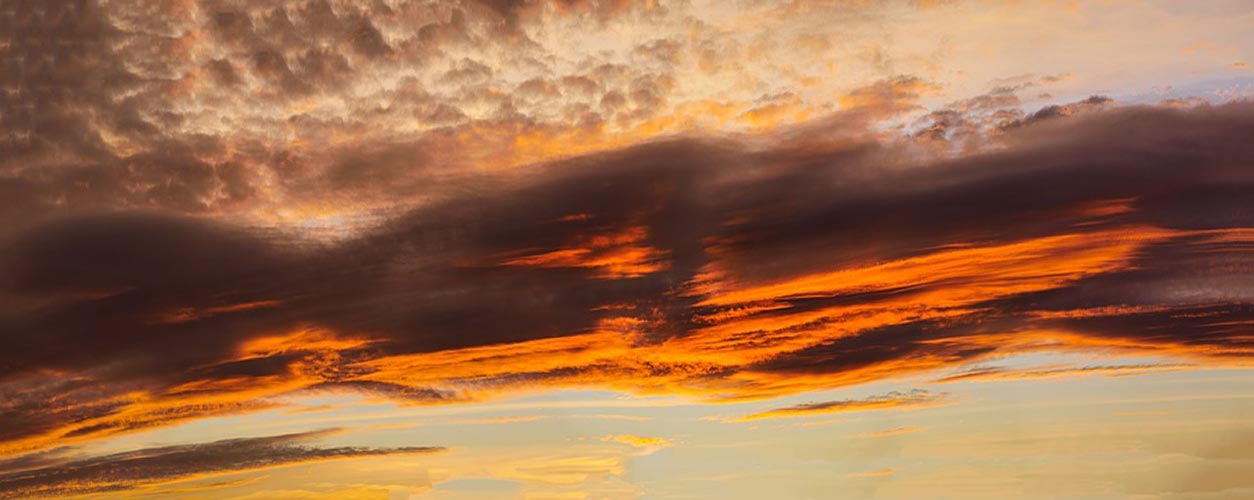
[1,0,1252,497]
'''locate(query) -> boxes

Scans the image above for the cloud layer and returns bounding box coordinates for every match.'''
[1,101,1250,458]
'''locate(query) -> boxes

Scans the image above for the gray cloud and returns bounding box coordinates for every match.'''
[0,428,443,499]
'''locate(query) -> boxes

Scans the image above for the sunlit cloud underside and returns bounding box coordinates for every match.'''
[1,0,1252,498]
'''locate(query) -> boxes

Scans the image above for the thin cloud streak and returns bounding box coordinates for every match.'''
[737,390,953,421]
[934,363,1196,383]
[0,429,444,499]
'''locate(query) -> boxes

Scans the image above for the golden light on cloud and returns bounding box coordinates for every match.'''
[3,0,1253,498]
[600,434,673,449]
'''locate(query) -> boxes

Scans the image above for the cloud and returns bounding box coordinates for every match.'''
[600,434,673,449]
[0,428,443,499]
[599,434,673,456]
[737,390,952,421]
[933,363,1194,383]
[4,2,1252,496]
[837,76,939,115]
[1,101,1251,457]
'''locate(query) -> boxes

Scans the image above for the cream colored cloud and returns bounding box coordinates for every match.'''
[600,434,673,449]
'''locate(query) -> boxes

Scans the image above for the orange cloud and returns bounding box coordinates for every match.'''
[600,434,673,449]
[496,224,669,279]
[7,220,1243,462]
[3,101,1251,476]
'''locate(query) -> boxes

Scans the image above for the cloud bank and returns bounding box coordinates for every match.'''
[0,101,1251,457]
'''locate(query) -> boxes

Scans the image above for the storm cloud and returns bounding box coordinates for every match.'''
[1,101,1251,456]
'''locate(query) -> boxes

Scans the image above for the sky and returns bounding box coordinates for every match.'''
[0,0,1252,498]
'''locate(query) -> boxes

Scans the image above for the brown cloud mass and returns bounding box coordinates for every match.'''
[1,101,1250,458]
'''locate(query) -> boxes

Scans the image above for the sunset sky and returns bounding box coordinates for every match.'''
[1,0,1252,498]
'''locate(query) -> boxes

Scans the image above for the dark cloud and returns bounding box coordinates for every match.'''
[0,0,271,229]
[346,14,394,58]
[0,0,134,163]
[2,2,1249,497]
[476,0,659,26]
[0,0,567,232]
[0,428,443,499]
[0,102,1250,453]
[1004,95,1115,129]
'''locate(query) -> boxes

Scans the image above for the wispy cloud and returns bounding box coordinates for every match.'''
[0,429,443,499]
[736,390,953,421]
[934,363,1194,383]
